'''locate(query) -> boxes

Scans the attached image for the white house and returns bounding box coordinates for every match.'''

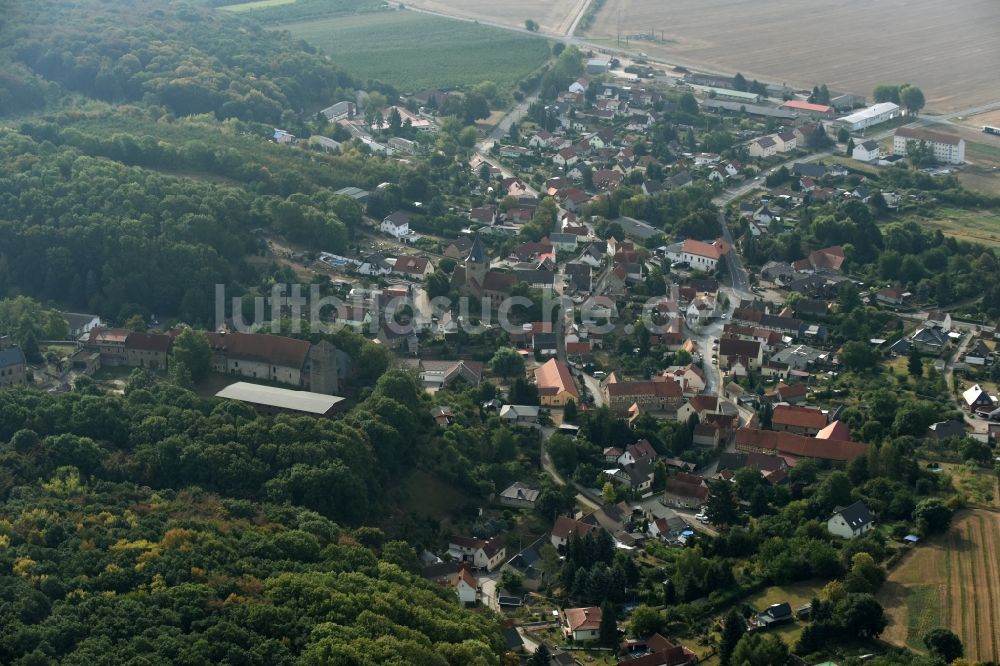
[381,211,417,242]
[666,239,729,272]
[549,233,579,253]
[553,147,579,168]
[357,254,392,277]
[827,501,875,539]
[454,568,477,604]
[893,127,965,164]
[499,404,540,425]
[564,607,602,642]
[749,136,777,158]
[852,140,880,162]
[448,536,506,571]
[773,131,797,153]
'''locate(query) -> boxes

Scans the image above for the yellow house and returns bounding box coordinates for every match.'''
[534,359,579,407]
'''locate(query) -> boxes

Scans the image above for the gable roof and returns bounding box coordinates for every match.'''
[607,380,682,399]
[535,359,579,399]
[565,606,602,632]
[0,347,26,369]
[206,332,311,369]
[736,427,867,462]
[681,239,726,260]
[394,255,430,275]
[383,210,411,226]
[832,500,874,530]
[719,338,761,359]
[552,515,599,540]
[125,332,172,353]
[500,481,540,504]
[816,420,851,441]
[772,404,827,430]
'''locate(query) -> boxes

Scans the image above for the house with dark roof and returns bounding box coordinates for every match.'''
[718,338,763,371]
[827,500,875,539]
[752,602,794,629]
[617,633,696,666]
[0,346,28,388]
[62,312,102,339]
[502,536,548,590]
[498,482,540,509]
[566,262,593,293]
[663,472,709,505]
[125,332,172,371]
[927,420,966,440]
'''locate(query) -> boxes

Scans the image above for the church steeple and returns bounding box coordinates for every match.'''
[466,233,488,265]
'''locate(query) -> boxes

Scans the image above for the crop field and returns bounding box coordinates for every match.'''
[880,510,1000,662]
[404,0,586,36]
[283,10,551,92]
[580,0,1000,112]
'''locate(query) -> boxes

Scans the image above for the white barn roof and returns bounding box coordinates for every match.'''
[215,382,345,415]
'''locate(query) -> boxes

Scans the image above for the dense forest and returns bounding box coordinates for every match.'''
[0,368,509,664]
[1,0,361,120]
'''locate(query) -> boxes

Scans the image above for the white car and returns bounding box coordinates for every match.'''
[695,513,708,523]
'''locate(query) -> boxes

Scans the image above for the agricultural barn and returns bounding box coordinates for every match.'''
[836,103,900,132]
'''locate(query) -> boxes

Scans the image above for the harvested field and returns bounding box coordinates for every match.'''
[404,0,585,36]
[581,0,1000,112]
[880,509,1000,662]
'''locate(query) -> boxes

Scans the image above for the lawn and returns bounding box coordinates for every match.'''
[282,10,552,92]
[743,580,825,611]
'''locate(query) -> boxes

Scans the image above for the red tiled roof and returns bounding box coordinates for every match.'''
[552,516,598,540]
[735,428,867,462]
[482,271,517,293]
[566,606,602,632]
[681,239,725,260]
[394,255,430,274]
[687,395,720,413]
[206,332,310,368]
[782,100,834,113]
[607,380,682,398]
[535,359,579,399]
[772,404,827,430]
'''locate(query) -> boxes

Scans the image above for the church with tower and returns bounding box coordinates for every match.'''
[451,234,516,306]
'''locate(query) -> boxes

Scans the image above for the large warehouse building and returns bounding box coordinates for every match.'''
[836,103,900,132]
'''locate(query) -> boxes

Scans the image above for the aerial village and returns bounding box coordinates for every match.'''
[3,39,998,666]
